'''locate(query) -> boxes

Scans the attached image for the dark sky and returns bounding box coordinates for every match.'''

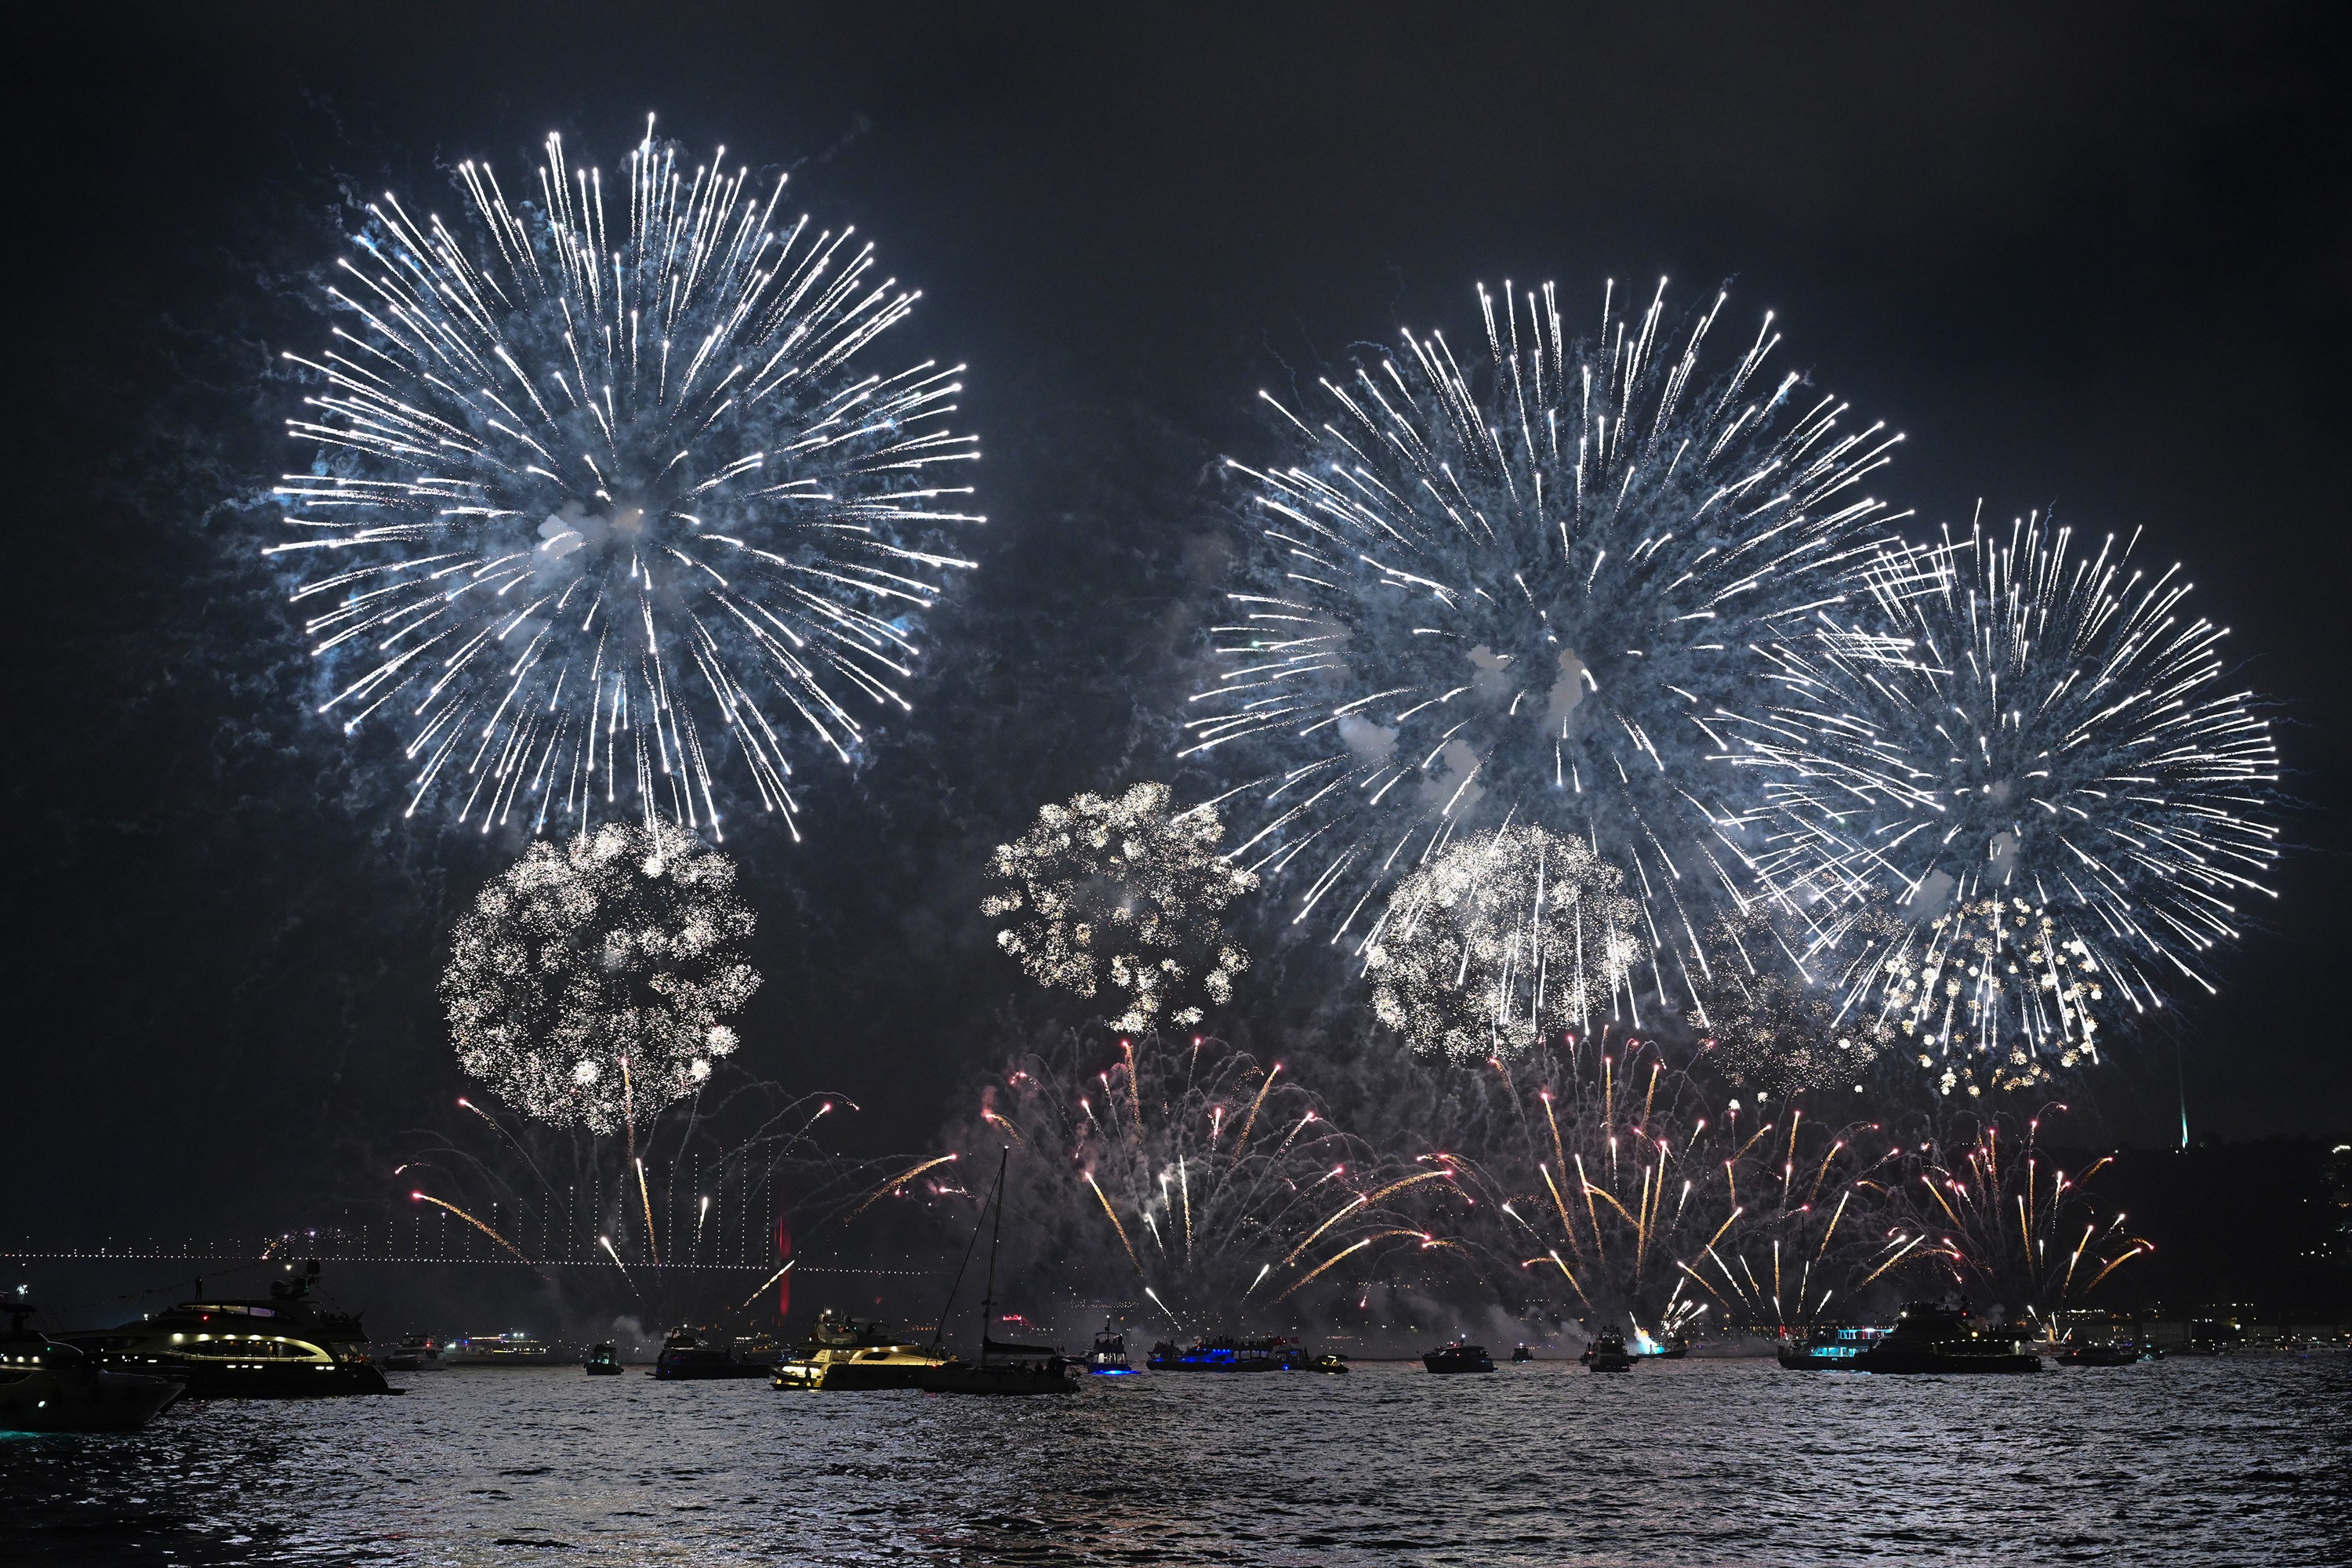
[13,2,2349,1240]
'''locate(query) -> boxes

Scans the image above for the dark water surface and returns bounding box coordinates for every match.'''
[4,1356,2348,1566]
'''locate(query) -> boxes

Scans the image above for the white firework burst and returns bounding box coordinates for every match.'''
[274,119,978,837]
[1725,512,2281,1093]
[443,818,760,1132]
[1184,279,1907,1024]
[1363,822,1643,1062]
[983,783,1258,1033]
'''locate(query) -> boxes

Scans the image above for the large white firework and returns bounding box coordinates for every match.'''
[274,120,978,837]
[1363,822,1643,1062]
[1725,514,2280,1094]
[982,783,1258,1033]
[1185,280,1908,1022]
[443,819,760,1132]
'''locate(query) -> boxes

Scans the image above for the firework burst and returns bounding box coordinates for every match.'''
[1363,822,1643,1062]
[442,818,759,1133]
[983,784,1258,1032]
[1398,1036,1896,1336]
[1873,1104,2151,1318]
[1183,281,1907,1022]
[1726,514,2280,1094]
[961,1030,1447,1323]
[273,119,978,837]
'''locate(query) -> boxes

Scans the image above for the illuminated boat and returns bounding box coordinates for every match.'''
[1783,1303,2040,1374]
[1421,1341,1495,1374]
[1146,1335,1334,1371]
[1776,1325,1891,1370]
[1,1298,183,1432]
[376,1332,442,1371]
[2054,1338,2150,1367]
[443,1333,554,1367]
[1085,1323,1138,1376]
[653,1325,779,1380]
[772,1311,945,1390]
[583,1343,624,1376]
[1510,1343,1535,1363]
[56,1262,395,1398]
[1580,1327,1635,1371]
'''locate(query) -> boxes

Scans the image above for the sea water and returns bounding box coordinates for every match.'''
[3,1355,2347,1564]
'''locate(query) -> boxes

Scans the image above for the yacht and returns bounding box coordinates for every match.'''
[652,1325,779,1380]
[55,1262,395,1398]
[1833,1302,2042,1374]
[1581,1326,1635,1371]
[1,1298,183,1432]
[443,1333,554,1367]
[583,1343,624,1376]
[1421,1341,1495,1374]
[772,1311,946,1391]
[376,1333,443,1372]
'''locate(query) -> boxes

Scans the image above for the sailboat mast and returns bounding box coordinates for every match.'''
[978,1146,1007,1367]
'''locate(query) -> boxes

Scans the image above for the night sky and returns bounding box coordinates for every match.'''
[15,3,2348,1243]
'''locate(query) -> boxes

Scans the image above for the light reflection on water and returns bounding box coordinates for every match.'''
[2,1356,2347,1565]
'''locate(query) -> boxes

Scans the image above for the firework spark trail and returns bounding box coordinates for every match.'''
[1275,1230,1426,1301]
[274,119,978,836]
[443,820,757,1132]
[597,1234,645,1301]
[1185,281,1910,1033]
[1085,1171,1145,1278]
[984,784,1258,1032]
[633,1157,661,1265]
[1723,514,2280,1095]
[411,1191,529,1261]
[842,1155,960,1223]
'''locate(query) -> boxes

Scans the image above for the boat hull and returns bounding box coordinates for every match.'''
[774,1354,942,1391]
[93,1354,395,1398]
[0,1367,183,1432]
[1855,1348,2042,1374]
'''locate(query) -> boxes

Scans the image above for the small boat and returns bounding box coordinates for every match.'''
[917,1149,1079,1396]
[772,1312,944,1391]
[1632,1334,1689,1360]
[443,1333,554,1367]
[1510,1343,1535,1363]
[376,1332,442,1372]
[1581,1326,1635,1371]
[1,1299,183,1432]
[1085,1323,1138,1376]
[55,1262,395,1399]
[583,1343,624,1376]
[1839,1301,2041,1374]
[2054,1338,2147,1367]
[653,1326,779,1380]
[1422,1341,1494,1374]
